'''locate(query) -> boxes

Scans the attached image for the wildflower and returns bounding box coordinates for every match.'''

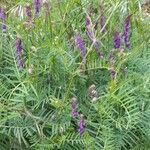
[124,15,132,48]
[16,38,24,69]
[110,68,116,80]
[93,40,104,59]
[16,56,24,69]
[16,38,23,53]
[28,65,33,75]
[85,15,103,59]
[75,33,86,62]
[78,114,85,136]
[30,46,37,52]
[71,97,78,117]
[88,84,98,102]
[43,0,50,22]
[26,4,32,21]
[109,51,115,68]
[0,7,6,30]
[85,15,95,41]
[113,32,121,49]
[100,15,105,33]
[34,0,40,16]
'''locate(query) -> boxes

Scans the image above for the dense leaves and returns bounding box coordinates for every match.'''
[0,0,150,149]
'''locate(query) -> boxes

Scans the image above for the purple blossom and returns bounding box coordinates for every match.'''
[16,38,24,69]
[44,1,50,22]
[0,7,5,19]
[16,38,23,53]
[78,114,85,136]
[26,4,32,21]
[71,97,78,117]
[110,69,116,80]
[85,15,103,59]
[34,0,40,16]
[100,15,105,33]
[85,15,94,41]
[75,33,86,62]
[16,55,25,69]
[124,15,132,48]
[93,40,104,59]
[113,32,121,49]
[0,8,6,30]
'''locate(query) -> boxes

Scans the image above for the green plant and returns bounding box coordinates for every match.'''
[0,0,150,149]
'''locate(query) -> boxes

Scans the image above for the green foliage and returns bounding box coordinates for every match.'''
[0,0,150,149]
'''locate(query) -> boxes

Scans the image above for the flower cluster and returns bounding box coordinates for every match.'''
[87,84,98,102]
[71,97,78,117]
[75,33,86,63]
[113,32,121,49]
[34,0,41,17]
[78,114,85,137]
[124,15,132,48]
[16,38,24,69]
[43,0,50,22]
[85,15,103,59]
[0,7,6,31]
[71,97,85,136]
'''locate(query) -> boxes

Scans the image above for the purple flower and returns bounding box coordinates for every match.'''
[113,32,121,49]
[34,0,40,16]
[26,4,32,21]
[93,40,104,59]
[16,38,24,69]
[16,55,25,69]
[78,114,85,136]
[110,68,116,80]
[71,97,78,117]
[124,15,132,48]
[85,15,103,59]
[16,38,23,53]
[100,15,105,33]
[0,7,6,30]
[75,33,86,62]
[86,15,95,41]
[43,1,50,22]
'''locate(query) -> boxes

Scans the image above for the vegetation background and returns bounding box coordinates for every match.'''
[0,0,150,149]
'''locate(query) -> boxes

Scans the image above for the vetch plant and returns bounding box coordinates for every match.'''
[71,97,78,117]
[0,1,150,149]
[0,7,6,31]
[113,31,121,49]
[123,14,132,48]
[78,114,85,137]
[16,37,25,69]
[34,0,40,17]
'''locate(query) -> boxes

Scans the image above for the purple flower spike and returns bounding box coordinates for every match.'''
[26,4,32,21]
[17,55,25,69]
[124,15,132,48]
[78,114,85,136]
[93,40,104,59]
[113,32,121,49]
[71,97,78,117]
[86,15,95,41]
[100,15,105,33]
[0,8,6,31]
[44,0,50,22]
[75,33,86,62]
[16,38,24,69]
[34,0,40,16]
[16,38,23,53]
